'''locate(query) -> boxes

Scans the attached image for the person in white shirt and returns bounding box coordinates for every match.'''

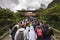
[29,26,37,40]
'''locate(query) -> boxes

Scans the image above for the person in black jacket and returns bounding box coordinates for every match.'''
[11,27,17,40]
[44,27,54,40]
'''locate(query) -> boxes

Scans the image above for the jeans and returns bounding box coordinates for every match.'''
[37,36,44,40]
[11,33,15,40]
[46,37,51,40]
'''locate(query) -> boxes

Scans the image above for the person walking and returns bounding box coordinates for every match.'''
[29,26,37,40]
[36,26,44,40]
[14,23,29,40]
[45,27,54,40]
[11,22,20,40]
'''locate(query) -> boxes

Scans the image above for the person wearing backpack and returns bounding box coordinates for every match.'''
[14,23,29,40]
[39,21,49,40]
[11,26,18,40]
[29,26,37,40]
[11,22,20,40]
[44,27,54,40]
[36,26,44,40]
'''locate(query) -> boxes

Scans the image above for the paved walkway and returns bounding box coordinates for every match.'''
[2,35,12,40]
[2,34,60,40]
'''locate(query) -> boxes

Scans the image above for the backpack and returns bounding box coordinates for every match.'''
[16,31,24,40]
[36,28,43,36]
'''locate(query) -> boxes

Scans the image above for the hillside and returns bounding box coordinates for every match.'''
[48,0,60,8]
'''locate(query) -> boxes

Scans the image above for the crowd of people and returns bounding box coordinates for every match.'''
[9,17,54,40]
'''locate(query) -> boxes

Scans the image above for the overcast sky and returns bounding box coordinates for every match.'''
[0,0,53,12]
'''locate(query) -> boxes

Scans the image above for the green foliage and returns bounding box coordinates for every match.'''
[48,0,60,8]
[0,7,17,26]
[39,3,60,27]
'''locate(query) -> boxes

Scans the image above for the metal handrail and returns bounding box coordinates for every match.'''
[51,36,58,40]
[0,26,8,31]
[0,31,9,40]
[51,27,60,40]
[52,28,60,33]
[0,25,9,40]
